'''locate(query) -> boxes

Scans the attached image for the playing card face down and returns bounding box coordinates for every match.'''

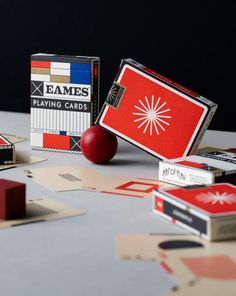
[98,59,217,160]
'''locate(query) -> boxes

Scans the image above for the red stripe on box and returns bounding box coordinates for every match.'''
[177,160,206,169]
[43,134,70,150]
[31,61,51,68]
[0,139,7,145]
[0,136,8,145]
[143,67,199,98]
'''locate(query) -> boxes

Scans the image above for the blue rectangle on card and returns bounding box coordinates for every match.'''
[70,70,91,84]
[71,64,91,71]
[60,131,67,135]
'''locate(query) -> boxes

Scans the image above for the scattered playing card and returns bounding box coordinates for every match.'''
[24,165,169,198]
[0,198,85,228]
[116,233,236,294]
[0,152,47,171]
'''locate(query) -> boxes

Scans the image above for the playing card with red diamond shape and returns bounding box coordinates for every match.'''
[97,59,217,159]
[153,183,236,241]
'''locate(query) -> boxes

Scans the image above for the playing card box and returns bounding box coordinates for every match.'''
[0,134,16,165]
[159,148,236,186]
[97,58,217,160]
[153,183,236,241]
[30,54,100,153]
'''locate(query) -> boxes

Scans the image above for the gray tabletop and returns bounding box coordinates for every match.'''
[0,111,236,296]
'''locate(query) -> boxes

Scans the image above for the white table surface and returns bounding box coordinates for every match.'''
[0,111,236,296]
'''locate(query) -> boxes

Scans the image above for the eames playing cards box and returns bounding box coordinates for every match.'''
[159,148,236,186]
[153,183,236,241]
[30,54,99,153]
[97,59,217,160]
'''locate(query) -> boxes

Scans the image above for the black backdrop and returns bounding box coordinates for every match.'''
[0,1,234,131]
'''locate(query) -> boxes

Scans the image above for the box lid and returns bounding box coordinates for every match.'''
[156,183,236,217]
[31,53,99,63]
[31,54,99,71]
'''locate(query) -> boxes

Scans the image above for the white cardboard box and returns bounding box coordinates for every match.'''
[159,148,236,186]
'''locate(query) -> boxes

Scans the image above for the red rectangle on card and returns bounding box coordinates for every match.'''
[31,61,51,68]
[43,134,70,150]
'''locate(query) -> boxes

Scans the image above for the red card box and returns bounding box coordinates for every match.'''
[153,183,236,241]
[0,134,16,165]
[97,59,217,159]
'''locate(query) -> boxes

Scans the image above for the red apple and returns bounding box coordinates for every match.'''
[80,125,118,164]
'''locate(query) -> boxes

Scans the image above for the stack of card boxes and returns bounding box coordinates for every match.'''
[97,58,217,160]
[30,54,100,153]
[0,134,16,164]
[153,183,236,241]
[158,148,236,186]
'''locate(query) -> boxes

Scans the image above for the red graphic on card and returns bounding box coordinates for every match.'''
[177,160,206,168]
[155,197,164,212]
[165,184,236,215]
[116,181,158,193]
[182,255,236,280]
[100,66,207,159]
[133,95,171,136]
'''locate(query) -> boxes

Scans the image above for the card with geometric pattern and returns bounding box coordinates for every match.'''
[30,54,99,154]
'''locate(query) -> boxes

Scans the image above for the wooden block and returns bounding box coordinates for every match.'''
[0,179,26,220]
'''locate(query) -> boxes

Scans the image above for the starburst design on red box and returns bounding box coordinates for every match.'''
[133,95,171,136]
[196,191,236,205]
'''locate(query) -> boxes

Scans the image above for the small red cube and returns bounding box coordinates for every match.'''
[0,179,26,220]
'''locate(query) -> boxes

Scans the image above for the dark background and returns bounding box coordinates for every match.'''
[0,1,234,131]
